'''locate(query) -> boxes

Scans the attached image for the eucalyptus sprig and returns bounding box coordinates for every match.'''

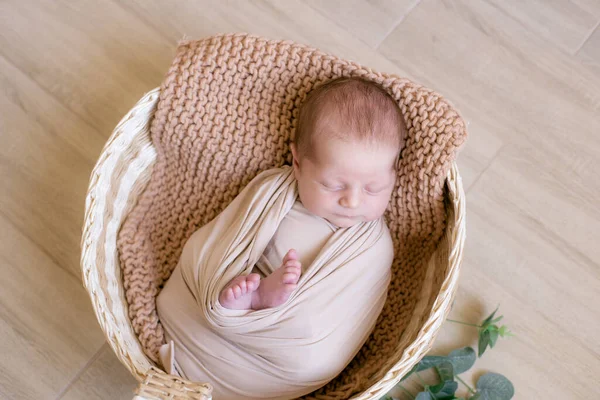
[447,305,514,357]
[380,306,515,400]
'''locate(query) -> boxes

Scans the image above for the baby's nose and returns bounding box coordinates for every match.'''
[340,191,361,209]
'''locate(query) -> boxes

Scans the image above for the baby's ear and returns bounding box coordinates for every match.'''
[290,143,300,169]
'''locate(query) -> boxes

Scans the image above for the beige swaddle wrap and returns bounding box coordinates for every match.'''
[156,166,393,400]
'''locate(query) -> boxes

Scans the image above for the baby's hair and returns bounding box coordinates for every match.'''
[294,77,406,161]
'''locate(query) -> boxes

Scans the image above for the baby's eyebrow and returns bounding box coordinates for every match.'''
[368,175,394,186]
[366,182,389,191]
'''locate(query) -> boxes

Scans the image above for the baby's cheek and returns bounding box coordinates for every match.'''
[306,189,333,214]
[375,197,390,217]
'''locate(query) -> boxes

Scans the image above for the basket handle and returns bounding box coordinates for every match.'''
[132,367,212,399]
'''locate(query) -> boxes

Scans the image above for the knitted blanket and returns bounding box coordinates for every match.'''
[117,33,466,399]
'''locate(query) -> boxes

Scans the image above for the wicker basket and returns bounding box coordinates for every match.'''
[81,87,466,400]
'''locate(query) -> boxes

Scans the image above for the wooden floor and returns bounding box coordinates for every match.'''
[0,1,598,399]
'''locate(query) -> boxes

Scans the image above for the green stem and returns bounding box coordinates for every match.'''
[456,375,476,394]
[446,319,482,328]
[398,385,416,399]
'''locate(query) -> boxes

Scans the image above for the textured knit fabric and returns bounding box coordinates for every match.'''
[156,166,392,399]
[117,33,467,399]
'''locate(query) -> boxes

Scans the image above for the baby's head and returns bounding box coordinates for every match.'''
[291,77,406,228]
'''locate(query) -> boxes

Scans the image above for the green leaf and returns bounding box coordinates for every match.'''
[440,383,459,398]
[400,356,448,382]
[489,329,499,348]
[430,382,443,392]
[475,373,515,400]
[430,380,458,399]
[408,347,477,379]
[481,306,500,328]
[416,391,434,400]
[436,361,455,382]
[478,329,491,357]
[498,325,513,337]
[448,347,477,374]
[416,356,450,372]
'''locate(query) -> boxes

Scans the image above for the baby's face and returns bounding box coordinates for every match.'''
[292,138,398,228]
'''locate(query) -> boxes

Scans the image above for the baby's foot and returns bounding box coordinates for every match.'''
[219,273,261,310]
[252,249,301,310]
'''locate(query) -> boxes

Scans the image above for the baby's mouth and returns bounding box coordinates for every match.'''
[335,213,358,219]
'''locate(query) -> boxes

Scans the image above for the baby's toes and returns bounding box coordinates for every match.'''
[284,265,300,274]
[232,285,242,298]
[238,279,248,294]
[224,288,235,301]
[247,275,260,291]
[282,249,298,264]
[285,259,300,267]
[285,264,301,277]
[282,270,300,284]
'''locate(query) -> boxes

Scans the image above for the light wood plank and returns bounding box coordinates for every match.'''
[0,53,104,278]
[0,213,106,400]
[0,0,171,136]
[125,0,407,74]
[454,117,504,192]
[486,0,600,53]
[578,24,600,68]
[60,345,137,400]
[303,0,418,48]
[464,145,600,348]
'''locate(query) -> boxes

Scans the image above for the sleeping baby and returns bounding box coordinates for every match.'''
[156,77,406,399]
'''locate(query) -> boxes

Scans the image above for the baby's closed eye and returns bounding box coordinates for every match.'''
[365,185,389,195]
[320,182,344,191]
[319,181,390,194]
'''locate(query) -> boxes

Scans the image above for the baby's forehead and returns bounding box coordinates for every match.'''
[310,139,398,179]
[313,132,399,158]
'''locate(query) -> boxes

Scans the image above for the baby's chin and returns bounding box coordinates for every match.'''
[329,220,355,228]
